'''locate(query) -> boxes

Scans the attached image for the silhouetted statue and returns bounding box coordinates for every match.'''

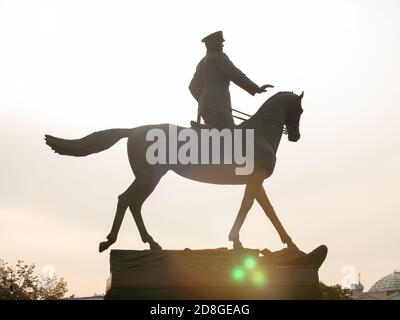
[189,31,273,129]
[45,91,304,253]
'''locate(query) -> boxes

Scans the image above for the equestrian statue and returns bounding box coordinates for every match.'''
[44,31,305,254]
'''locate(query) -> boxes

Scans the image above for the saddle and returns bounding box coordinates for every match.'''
[190,120,211,129]
[190,121,240,130]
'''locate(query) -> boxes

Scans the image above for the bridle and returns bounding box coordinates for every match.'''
[229,103,300,136]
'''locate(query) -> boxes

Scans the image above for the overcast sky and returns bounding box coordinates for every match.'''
[1,0,399,296]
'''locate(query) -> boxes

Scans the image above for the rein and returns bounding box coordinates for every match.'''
[229,106,296,135]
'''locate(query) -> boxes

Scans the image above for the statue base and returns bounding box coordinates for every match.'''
[105,248,323,300]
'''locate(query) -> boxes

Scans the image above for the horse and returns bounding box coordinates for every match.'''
[44,91,304,252]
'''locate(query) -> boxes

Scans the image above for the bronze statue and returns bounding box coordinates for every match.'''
[45,91,304,252]
[189,31,273,129]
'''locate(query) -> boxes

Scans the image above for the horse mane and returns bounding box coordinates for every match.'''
[248,91,297,121]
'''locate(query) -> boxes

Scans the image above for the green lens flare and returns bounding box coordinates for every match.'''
[251,270,267,287]
[244,257,256,269]
[232,267,245,281]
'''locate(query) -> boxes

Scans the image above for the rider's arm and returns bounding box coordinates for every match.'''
[216,53,261,95]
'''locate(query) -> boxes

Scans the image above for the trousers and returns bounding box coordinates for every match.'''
[200,106,235,129]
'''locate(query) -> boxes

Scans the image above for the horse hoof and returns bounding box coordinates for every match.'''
[149,241,162,251]
[233,240,244,250]
[99,240,114,253]
[287,242,300,251]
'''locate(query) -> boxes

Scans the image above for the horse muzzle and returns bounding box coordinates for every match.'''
[288,133,300,142]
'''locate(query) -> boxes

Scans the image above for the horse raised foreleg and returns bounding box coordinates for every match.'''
[228,170,264,249]
[256,186,297,248]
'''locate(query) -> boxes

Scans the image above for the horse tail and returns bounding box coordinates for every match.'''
[44,128,132,157]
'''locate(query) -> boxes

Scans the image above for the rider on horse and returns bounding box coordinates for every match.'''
[189,31,274,129]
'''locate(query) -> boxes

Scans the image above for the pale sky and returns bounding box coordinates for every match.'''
[0,0,399,297]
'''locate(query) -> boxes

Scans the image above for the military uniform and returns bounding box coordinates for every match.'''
[189,32,261,129]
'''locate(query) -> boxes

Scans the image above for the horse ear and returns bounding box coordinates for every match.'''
[299,91,304,100]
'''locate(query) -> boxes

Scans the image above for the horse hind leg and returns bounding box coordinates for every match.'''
[127,176,163,250]
[99,183,135,253]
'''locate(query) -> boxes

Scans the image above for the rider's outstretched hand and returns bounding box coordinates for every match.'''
[258,84,274,93]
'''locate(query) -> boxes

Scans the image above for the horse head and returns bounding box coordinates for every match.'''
[247,91,305,146]
[286,91,304,142]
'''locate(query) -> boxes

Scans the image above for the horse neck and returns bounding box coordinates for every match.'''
[241,99,287,152]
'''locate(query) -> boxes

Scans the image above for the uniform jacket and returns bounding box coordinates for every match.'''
[189,52,260,112]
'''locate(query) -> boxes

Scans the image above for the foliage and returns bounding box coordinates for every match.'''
[0,259,67,300]
[319,282,353,300]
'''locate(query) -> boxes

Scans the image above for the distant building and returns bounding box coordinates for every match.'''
[352,270,400,300]
[350,273,364,295]
[65,293,104,300]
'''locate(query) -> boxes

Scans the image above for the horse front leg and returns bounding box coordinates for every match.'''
[256,185,297,249]
[228,172,263,249]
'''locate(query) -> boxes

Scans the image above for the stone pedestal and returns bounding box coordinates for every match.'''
[105,248,321,300]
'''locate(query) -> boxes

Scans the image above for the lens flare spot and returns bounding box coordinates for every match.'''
[232,267,245,282]
[244,257,256,269]
[251,270,267,287]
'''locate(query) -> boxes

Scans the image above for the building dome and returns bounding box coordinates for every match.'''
[369,271,400,293]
